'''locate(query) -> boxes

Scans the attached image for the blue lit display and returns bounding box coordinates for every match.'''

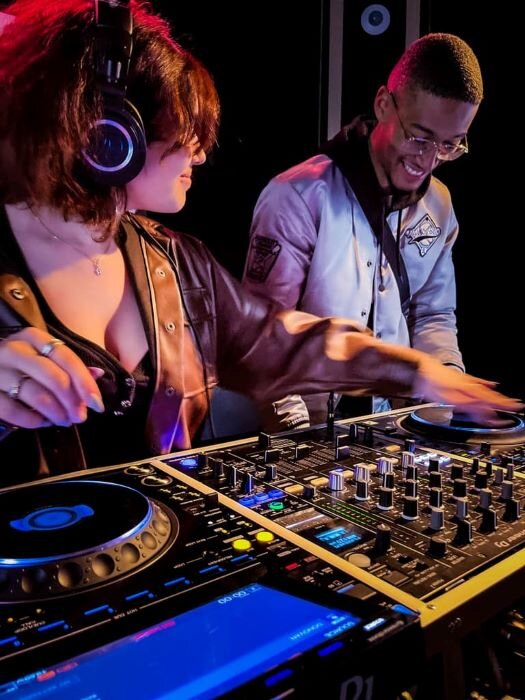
[0,584,361,699]
[179,457,199,469]
[315,527,362,550]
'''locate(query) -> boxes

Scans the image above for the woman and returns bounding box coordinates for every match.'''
[0,0,519,486]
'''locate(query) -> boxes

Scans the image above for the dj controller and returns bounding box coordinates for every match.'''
[1,405,525,699]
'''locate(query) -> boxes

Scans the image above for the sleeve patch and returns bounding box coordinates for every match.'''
[245,235,282,282]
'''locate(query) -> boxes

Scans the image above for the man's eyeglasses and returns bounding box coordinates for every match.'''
[389,92,469,161]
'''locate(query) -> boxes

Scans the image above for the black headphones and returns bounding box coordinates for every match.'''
[82,0,147,186]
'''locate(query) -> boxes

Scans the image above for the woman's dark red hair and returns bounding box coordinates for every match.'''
[0,0,220,229]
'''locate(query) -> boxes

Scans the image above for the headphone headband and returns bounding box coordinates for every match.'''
[82,0,147,186]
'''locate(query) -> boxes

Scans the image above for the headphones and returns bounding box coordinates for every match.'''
[82,0,147,186]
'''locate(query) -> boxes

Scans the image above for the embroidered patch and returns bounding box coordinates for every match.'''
[245,235,282,282]
[404,214,442,257]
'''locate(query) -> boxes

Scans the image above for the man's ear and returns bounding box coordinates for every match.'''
[374,85,391,123]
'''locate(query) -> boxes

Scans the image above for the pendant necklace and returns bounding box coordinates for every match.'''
[36,215,110,276]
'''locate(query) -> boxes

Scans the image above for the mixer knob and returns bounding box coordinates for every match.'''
[480,442,491,456]
[428,457,441,473]
[453,478,468,498]
[474,472,488,490]
[429,536,448,558]
[505,462,515,481]
[405,479,418,498]
[450,465,464,481]
[405,465,418,481]
[377,457,396,475]
[363,426,374,446]
[480,507,498,533]
[209,457,225,479]
[383,472,395,489]
[455,518,473,545]
[354,463,373,482]
[478,488,492,510]
[493,466,505,485]
[258,432,272,449]
[374,523,392,554]
[265,464,277,481]
[294,444,310,460]
[336,433,350,448]
[470,457,480,475]
[430,506,445,531]
[335,445,351,460]
[377,487,394,510]
[428,472,443,489]
[429,487,443,508]
[264,448,281,463]
[402,496,419,520]
[404,438,416,453]
[401,451,415,470]
[348,423,359,442]
[501,480,514,501]
[303,484,317,499]
[328,469,345,491]
[455,497,469,521]
[504,498,521,522]
[355,480,370,501]
[484,461,493,477]
[227,465,238,487]
[241,473,254,494]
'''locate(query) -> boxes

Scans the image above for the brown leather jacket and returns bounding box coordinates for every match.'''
[0,211,418,482]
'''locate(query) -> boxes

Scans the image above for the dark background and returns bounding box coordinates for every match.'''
[152,0,522,402]
[4,1,519,399]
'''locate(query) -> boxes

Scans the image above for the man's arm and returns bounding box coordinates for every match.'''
[242,178,317,309]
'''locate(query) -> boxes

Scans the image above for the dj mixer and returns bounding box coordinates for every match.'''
[1,404,525,699]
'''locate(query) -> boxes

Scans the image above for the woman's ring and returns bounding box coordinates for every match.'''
[7,375,30,400]
[39,338,65,358]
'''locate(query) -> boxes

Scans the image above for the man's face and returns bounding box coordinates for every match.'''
[370,85,479,192]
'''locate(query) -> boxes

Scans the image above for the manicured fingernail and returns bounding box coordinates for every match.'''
[88,394,105,413]
[88,367,105,380]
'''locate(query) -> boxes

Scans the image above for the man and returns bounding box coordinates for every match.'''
[242,33,482,430]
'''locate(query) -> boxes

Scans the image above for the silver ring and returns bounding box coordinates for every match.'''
[39,338,65,358]
[7,375,30,400]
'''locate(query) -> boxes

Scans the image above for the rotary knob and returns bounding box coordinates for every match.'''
[428,471,443,489]
[405,479,418,498]
[404,438,416,453]
[455,518,473,545]
[377,457,396,476]
[453,478,468,498]
[478,488,492,510]
[265,464,277,481]
[355,479,369,501]
[402,496,419,520]
[430,506,445,531]
[501,480,514,500]
[378,486,394,510]
[450,465,464,481]
[429,487,443,508]
[328,469,345,491]
[429,536,448,558]
[354,463,373,482]
[374,523,392,554]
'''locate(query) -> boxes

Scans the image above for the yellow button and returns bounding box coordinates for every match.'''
[385,444,401,453]
[310,477,328,487]
[255,531,275,545]
[232,538,252,552]
[285,484,304,495]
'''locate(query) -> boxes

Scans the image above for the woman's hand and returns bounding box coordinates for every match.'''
[0,328,104,429]
[413,354,523,424]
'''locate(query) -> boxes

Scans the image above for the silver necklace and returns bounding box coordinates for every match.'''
[36,215,109,276]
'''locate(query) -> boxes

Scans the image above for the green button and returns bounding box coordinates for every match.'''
[269,501,284,511]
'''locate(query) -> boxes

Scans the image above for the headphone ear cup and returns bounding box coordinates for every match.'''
[83,97,147,186]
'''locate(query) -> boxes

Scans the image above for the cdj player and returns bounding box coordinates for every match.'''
[0,457,421,699]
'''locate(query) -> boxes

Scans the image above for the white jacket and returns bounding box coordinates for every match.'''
[243,136,464,427]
